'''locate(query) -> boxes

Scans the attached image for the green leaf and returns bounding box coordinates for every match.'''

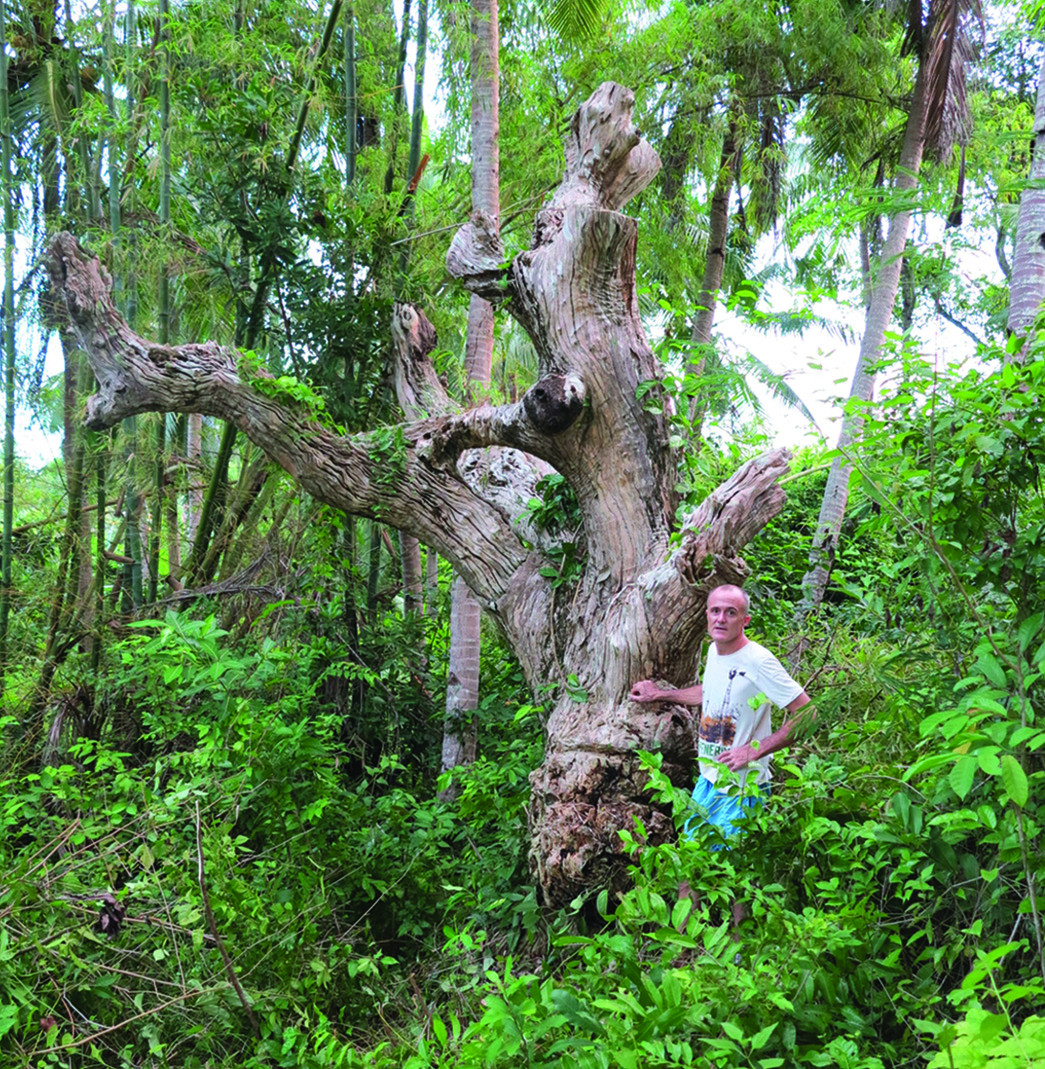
[949,755,977,800]
[1018,613,1044,652]
[1000,755,1028,807]
[432,1015,447,1047]
[750,1022,779,1050]
[976,655,1007,689]
[976,746,1002,776]
[974,435,1004,457]
[0,1005,19,1040]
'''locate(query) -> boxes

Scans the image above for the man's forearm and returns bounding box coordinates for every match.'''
[717,695,814,771]
[630,680,703,705]
[749,698,815,760]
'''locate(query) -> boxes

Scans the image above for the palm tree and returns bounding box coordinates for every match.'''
[0,0,16,688]
[398,0,428,616]
[148,0,171,601]
[1007,52,1045,363]
[795,0,982,630]
[441,0,500,782]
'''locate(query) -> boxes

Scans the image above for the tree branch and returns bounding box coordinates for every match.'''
[46,232,532,607]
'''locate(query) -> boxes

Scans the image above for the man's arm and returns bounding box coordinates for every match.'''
[716,692,813,772]
[629,679,703,706]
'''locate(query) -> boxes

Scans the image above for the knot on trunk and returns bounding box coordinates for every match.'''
[446,209,507,299]
[392,302,438,359]
[392,303,451,421]
[522,373,586,435]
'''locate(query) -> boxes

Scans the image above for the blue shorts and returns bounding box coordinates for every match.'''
[681,775,769,845]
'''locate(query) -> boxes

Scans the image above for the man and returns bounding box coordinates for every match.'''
[630,583,812,843]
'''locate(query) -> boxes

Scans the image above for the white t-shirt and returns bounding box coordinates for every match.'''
[698,640,804,788]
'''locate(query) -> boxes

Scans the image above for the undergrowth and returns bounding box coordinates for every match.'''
[1,609,1042,1068]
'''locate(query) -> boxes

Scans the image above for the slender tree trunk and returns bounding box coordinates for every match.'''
[120,0,143,608]
[366,521,381,621]
[687,113,741,433]
[186,413,204,543]
[0,0,14,687]
[345,3,356,185]
[383,0,413,196]
[395,0,428,614]
[92,434,107,673]
[70,358,95,627]
[62,0,100,222]
[59,0,101,616]
[123,418,144,611]
[214,464,274,579]
[400,531,423,614]
[1007,53,1045,364]
[149,0,172,601]
[795,52,930,631]
[440,0,500,783]
[195,452,268,585]
[166,416,183,579]
[424,544,438,614]
[186,421,235,584]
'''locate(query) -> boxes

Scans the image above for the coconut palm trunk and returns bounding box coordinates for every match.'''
[0,0,15,686]
[1007,53,1045,364]
[148,0,171,601]
[795,0,979,631]
[398,0,428,615]
[687,111,741,432]
[440,0,500,781]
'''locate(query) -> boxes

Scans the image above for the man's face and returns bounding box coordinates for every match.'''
[706,589,750,649]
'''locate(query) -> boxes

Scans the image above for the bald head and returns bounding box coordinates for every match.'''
[709,584,750,612]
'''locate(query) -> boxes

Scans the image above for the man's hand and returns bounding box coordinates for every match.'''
[716,743,759,771]
[629,680,663,703]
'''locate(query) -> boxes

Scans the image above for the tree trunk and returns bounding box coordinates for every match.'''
[344,2,356,185]
[399,530,423,614]
[440,0,500,782]
[366,520,381,621]
[1007,53,1045,364]
[687,112,741,432]
[395,0,429,616]
[795,47,930,629]
[383,0,412,196]
[149,0,172,601]
[0,0,14,687]
[48,84,791,907]
[92,433,107,673]
[195,452,268,585]
[424,544,438,614]
[186,412,204,543]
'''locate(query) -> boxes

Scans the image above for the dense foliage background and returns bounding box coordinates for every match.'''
[1,1,1043,1066]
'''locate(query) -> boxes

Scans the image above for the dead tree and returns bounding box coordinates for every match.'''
[48,83,790,907]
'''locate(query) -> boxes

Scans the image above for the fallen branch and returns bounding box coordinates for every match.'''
[195,800,261,1039]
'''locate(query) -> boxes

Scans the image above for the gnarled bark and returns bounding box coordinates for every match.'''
[48,82,790,907]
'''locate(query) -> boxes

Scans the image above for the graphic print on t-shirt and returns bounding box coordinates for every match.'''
[699,667,746,764]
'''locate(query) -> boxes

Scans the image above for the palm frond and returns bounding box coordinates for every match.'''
[545,0,608,44]
[733,350,821,429]
[748,308,857,347]
[923,0,984,158]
